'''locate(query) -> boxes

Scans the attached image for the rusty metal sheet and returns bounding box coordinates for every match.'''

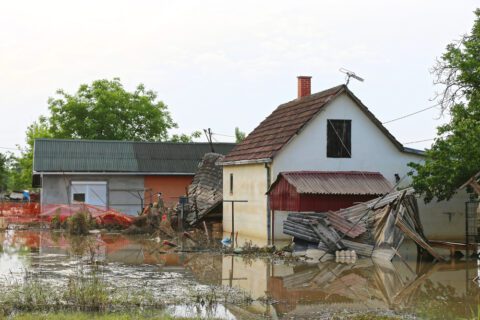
[280,171,392,195]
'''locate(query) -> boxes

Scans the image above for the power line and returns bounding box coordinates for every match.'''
[403,138,435,145]
[212,132,235,138]
[382,104,440,124]
[0,146,20,151]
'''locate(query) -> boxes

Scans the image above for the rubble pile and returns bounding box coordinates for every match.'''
[178,153,225,225]
[284,188,443,261]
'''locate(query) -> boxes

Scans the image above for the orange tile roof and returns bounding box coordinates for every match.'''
[222,84,424,164]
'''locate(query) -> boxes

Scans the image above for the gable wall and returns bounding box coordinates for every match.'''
[272,93,424,186]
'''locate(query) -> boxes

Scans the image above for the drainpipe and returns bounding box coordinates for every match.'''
[265,163,272,245]
[40,173,44,209]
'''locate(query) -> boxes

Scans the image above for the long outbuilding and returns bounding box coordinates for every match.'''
[33,139,235,215]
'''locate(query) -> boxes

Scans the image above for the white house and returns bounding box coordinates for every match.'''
[220,77,469,243]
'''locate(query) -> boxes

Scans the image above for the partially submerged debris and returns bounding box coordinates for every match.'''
[42,204,134,231]
[284,188,443,261]
[177,153,225,225]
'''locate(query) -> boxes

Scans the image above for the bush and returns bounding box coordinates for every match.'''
[67,211,91,235]
[50,209,64,230]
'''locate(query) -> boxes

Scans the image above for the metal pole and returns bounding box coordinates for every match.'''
[465,201,469,257]
[179,202,184,233]
[272,210,275,245]
[231,202,235,248]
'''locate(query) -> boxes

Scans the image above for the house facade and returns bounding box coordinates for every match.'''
[33,139,235,215]
[221,77,466,242]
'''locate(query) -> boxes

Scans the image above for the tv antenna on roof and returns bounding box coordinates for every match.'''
[339,68,364,86]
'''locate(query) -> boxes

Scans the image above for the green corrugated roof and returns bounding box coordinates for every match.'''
[33,139,235,174]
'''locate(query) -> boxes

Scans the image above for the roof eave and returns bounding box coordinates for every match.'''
[33,171,196,176]
[402,147,426,156]
[218,158,272,166]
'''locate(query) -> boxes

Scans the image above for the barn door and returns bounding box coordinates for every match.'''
[71,181,107,208]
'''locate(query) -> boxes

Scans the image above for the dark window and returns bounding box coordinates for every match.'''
[327,119,351,158]
[73,193,86,202]
[230,173,233,194]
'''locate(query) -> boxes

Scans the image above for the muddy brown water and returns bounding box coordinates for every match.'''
[0,229,479,319]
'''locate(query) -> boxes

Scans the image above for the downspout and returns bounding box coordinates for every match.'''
[40,173,44,209]
[265,163,272,245]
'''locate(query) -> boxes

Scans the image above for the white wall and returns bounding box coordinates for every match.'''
[222,163,269,239]
[418,190,472,241]
[272,93,424,187]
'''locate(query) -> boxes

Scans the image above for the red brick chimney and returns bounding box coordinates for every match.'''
[297,76,312,98]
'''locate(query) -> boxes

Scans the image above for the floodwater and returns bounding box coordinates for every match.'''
[0,228,479,320]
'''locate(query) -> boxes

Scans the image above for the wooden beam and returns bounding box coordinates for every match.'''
[396,218,444,261]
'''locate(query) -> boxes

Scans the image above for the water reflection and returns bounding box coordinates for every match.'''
[0,229,479,319]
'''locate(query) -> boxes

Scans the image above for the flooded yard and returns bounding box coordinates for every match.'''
[1,228,479,319]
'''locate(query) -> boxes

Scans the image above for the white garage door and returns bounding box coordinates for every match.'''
[71,181,107,208]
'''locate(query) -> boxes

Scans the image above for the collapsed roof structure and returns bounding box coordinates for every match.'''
[284,188,444,261]
[179,153,225,225]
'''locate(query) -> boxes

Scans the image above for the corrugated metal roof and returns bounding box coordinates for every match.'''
[34,139,235,174]
[269,171,392,195]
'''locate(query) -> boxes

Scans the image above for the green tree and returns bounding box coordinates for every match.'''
[235,127,246,143]
[9,117,53,190]
[10,78,199,190]
[48,78,177,141]
[409,9,480,202]
[170,131,202,143]
[0,152,9,192]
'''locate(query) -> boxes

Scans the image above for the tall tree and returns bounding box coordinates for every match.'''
[409,9,480,203]
[11,78,199,189]
[48,78,177,141]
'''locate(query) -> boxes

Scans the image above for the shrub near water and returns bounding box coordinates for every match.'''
[50,209,64,230]
[0,270,161,316]
[67,211,92,235]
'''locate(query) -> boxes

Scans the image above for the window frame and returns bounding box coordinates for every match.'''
[326,119,352,158]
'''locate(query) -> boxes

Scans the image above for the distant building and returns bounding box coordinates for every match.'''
[33,139,235,215]
[220,77,468,242]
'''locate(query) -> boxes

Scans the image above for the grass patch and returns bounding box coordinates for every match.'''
[0,269,161,316]
[7,312,206,320]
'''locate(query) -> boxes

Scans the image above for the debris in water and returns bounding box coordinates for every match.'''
[284,188,444,262]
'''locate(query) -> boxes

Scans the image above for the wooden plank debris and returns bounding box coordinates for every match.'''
[284,188,444,261]
[396,218,445,261]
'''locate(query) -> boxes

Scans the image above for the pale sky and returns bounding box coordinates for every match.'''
[0,0,478,154]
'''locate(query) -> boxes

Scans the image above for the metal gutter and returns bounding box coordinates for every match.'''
[402,147,426,156]
[218,158,272,166]
[33,171,196,176]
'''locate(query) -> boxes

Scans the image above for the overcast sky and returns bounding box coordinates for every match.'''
[0,0,478,154]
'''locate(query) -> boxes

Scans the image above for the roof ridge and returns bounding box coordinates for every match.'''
[35,138,235,145]
[282,171,383,175]
[223,84,346,163]
[277,84,345,109]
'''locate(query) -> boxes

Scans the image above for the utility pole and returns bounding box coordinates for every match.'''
[203,128,215,152]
